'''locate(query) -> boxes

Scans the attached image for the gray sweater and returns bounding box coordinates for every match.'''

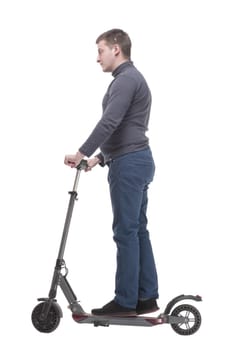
[79,61,152,165]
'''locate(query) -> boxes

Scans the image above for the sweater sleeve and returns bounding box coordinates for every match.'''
[79,75,136,157]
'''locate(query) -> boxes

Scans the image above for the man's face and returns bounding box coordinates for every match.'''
[96,40,118,72]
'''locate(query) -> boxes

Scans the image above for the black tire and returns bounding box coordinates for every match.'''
[170,304,201,336]
[31,302,61,333]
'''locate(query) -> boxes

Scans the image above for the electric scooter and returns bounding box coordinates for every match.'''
[31,160,202,335]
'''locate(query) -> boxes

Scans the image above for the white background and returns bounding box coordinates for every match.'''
[0,0,232,348]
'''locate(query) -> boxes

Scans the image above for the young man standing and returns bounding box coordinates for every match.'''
[64,29,159,316]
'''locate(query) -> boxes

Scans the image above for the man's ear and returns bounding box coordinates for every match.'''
[113,44,120,56]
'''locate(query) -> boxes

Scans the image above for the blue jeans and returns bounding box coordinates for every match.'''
[107,147,159,309]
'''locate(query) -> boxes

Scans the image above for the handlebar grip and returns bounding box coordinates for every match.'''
[76,159,88,170]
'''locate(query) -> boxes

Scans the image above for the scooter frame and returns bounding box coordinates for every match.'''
[31,160,202,335]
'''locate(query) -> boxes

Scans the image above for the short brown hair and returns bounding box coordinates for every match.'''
[96,29,131,59]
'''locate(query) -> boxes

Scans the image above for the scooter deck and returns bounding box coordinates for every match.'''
[72,313,165,327]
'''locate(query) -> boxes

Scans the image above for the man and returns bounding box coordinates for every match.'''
[64,29,159,316]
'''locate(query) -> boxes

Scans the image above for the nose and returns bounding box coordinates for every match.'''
[97,55,100,63]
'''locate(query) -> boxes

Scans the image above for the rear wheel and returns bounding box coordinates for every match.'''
[170,304,201,335]
[31,301,61,333]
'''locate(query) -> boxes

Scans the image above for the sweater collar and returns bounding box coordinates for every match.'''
[112,61,133,77]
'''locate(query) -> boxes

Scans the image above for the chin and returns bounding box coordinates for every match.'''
[102,65,111,73]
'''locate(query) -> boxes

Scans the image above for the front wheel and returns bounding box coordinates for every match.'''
[31,301,61,333]
[170,304,201,335]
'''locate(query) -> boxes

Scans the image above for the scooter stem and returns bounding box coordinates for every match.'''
[57,160,88,260]
[73,160,88,192]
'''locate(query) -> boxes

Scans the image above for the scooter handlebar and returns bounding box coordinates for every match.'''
[76,159,88,170]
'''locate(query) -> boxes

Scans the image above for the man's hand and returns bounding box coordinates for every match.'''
[85,156,100,172]
[64,151,85,168]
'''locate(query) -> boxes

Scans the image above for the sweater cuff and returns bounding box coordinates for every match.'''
[95,153,105,167]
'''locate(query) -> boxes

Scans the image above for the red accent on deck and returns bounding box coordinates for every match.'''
[146,317,164,326]
[72,314,88,322]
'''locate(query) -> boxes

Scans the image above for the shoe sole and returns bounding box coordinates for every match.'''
[136,306,159,315]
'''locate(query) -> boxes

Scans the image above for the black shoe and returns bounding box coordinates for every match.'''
[136,298,159,315]
[91,300,137,317]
